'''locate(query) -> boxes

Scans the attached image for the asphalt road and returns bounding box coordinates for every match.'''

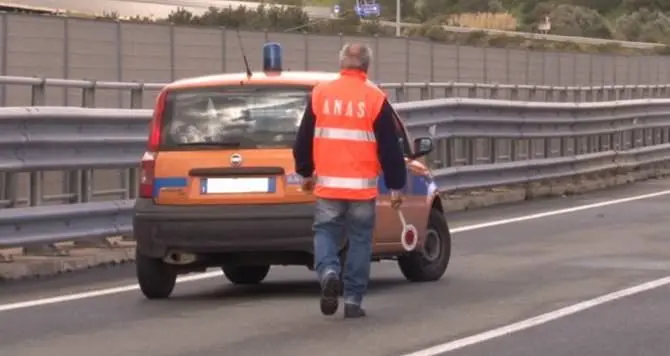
[1,179,670,356]
[442,283,670,356]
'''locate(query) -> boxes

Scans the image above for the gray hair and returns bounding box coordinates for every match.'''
[339,43,372,73]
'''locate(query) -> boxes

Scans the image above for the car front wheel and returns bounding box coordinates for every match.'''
[397,209,451,282]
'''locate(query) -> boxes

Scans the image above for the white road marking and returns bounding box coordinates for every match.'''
[1,188,670,313]
[0,271,222,312]
[400,276,670,356]
[450,189,670,233]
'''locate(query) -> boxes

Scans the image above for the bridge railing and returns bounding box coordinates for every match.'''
[1,98,670,256]
[2,75,670,109]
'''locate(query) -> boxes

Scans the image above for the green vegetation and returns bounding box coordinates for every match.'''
[100,0,670,55]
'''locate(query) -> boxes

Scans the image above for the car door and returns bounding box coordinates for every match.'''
[372,110,423,251]
[394,112,430,241]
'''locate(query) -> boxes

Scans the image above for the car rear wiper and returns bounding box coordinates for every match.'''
[176,141,242,147]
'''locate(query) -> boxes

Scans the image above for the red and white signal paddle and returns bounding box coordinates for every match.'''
[397,209,418,252]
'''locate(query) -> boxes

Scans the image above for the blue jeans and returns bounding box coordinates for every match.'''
[313,198,376,306]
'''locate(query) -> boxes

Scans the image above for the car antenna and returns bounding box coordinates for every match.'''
[236,29,253,78]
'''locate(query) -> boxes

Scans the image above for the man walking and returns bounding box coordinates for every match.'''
[293,43,406,318]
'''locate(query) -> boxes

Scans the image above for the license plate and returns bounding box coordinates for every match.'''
[201,177,274,194]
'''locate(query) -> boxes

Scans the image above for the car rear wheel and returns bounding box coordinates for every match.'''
[397,209,451,282]
[136,251,177,299]
[222,265,271,285]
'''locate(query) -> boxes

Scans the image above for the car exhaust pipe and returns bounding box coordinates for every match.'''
[163,251,197,265]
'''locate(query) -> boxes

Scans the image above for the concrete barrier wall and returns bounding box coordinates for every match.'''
[0,13,669,109]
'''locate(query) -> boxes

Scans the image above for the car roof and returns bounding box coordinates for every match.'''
[165,71,342,90]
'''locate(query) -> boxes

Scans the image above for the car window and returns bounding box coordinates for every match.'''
[161,85,311,149]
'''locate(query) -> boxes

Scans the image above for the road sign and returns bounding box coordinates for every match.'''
[354,2,380,17]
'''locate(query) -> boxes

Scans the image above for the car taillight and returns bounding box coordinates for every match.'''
[139,152,156,198]
[139,90,167,198]
[148,89,168,152]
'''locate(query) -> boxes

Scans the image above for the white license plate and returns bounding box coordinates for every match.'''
[202,178,271,194]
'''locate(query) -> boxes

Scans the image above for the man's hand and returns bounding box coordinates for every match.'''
[390,190,403,209]
[300,177,315,193]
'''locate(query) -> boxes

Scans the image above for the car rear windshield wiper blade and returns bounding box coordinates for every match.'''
[177,141,242,147]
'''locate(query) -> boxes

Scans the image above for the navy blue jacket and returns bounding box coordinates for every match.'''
[292,97,407,191]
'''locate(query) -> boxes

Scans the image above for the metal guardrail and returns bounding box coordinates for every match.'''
[2,75,670,109]
[398,98,670,191]
[1,98,670,255]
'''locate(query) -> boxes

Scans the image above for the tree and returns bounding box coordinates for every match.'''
[568,0,623,14]
[615,9,670,43]
[621,0,670,13]
[522,3,613,38]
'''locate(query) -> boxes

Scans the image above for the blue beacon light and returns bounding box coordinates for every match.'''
[262,42,283,73]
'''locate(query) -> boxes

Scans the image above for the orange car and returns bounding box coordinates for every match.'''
[133,43,452,299]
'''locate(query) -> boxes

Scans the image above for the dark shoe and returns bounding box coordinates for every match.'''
[344,303,367,318]
[320,271,341,316]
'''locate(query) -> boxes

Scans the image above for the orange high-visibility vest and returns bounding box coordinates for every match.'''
[311,70,387,200]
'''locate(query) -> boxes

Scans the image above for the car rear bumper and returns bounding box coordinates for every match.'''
[133,198,315,257]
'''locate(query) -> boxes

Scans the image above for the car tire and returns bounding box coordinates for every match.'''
[397,209,451,282]
[222,265,271,285]
[136,251,177,299]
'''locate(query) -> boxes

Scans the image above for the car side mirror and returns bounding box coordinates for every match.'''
[409,137,433,159]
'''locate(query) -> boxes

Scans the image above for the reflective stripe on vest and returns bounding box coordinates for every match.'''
[314,127,376,142]
[316,176,378,190]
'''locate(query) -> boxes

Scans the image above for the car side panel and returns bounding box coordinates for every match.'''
[373,158,435,252]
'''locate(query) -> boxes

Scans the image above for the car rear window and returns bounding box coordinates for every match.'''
[161,85,311,149]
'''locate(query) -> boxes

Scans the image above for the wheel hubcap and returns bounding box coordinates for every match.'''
[422,228,441,262]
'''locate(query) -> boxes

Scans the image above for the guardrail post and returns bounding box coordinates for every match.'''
[468,84,476,98]
[528,87,536,101]
[444,83,454,98]
[558,88,567,102]
[130,84,143,109]
[68,80,96,209]
[419,83,429,100]
[395,86,406,103]
[489,85,498,99]
[652,85,660,98]
[30,78,46,105]
[121,161,138,241]
[81,81,96,107]
[585,88,593,101]
[125,83,141,211]
[596,87,604,101]
[546,88,554,102]
[543,134,552,158]
[73,169,115,248]
[570,88,579,102]
[510,86,519,100]
[467,138,476,165]
[0,172,17,208]
[22,170,68,257]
